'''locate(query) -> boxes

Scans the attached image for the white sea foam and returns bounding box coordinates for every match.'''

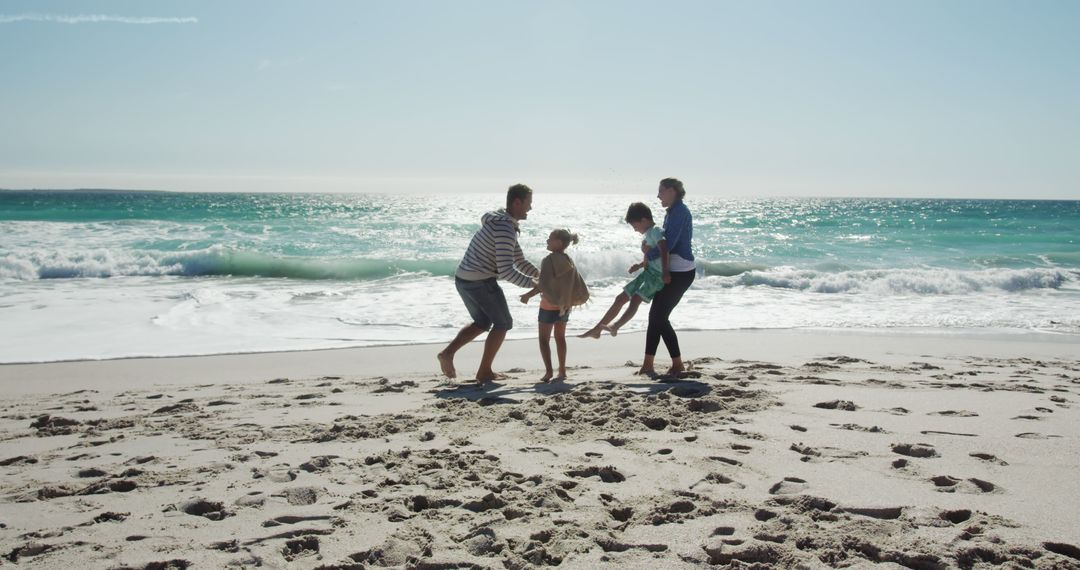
[3,193,1079,362]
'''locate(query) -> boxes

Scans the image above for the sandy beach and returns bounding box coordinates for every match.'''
[2,329,1079,569]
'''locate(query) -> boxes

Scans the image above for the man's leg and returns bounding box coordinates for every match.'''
[437,324,487,379]
[475,329,507,383]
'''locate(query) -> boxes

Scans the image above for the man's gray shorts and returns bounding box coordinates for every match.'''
[456,277,513,331]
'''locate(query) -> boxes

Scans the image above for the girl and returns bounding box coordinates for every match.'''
[520,229,590,382]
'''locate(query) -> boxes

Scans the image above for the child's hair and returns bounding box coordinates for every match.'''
[625,202,653,223]
[550,228,579,246]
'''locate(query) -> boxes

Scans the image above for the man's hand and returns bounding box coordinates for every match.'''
[628,262,643,274]
[520,293,533,304]
[662,271,671,284]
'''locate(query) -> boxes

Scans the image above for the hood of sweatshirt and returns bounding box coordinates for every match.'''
[481,209,519,232]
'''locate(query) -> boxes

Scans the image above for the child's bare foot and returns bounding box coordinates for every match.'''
[602,324,619,337]
[552,375,566,383]
[578,326,603,339]
[539,371,553,383]
[437,351,456,379]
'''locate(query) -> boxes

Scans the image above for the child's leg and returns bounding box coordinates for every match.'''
[538,323,554,382]
[579,293,630,338]
[553,321,568,379]
[605,295,644,336]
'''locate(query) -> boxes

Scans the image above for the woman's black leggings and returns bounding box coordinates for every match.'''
[645,269,695,358]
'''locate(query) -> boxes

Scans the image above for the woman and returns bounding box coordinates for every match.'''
[638,178,695,378]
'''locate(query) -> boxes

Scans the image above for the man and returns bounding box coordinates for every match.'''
[437,184,538,384]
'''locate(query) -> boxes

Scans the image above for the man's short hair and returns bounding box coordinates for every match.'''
[625,202,653,223]
[506,184,533,210]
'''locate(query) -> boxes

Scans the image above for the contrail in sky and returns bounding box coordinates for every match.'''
[0,14,198,24]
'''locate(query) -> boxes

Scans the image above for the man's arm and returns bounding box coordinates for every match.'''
[492,221,537,288]
[513,242,540,278]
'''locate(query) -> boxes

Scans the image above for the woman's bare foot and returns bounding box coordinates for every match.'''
[539,371,553,383]
[475,371,509,385]
[437,352,456,379]
[665,366,685,377]
[602,325,619,337]
[578,326,604,339]
[635,367,658,379]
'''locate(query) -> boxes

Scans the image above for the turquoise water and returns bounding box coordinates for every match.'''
[1,190,1078,362]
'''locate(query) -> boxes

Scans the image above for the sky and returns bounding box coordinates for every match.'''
[1,0,1078,198]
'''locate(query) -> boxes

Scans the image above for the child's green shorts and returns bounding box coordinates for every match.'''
[623,267,664,302]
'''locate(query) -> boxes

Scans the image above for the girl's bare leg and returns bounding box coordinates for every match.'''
[538,323,554,383]
[604,295,644,336]
[553,321,568,380]
[579,293,630,338]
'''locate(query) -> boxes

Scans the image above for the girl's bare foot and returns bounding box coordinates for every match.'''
[578,326,603,339]
[602,325,619,337]
[539,371,553,383]
[437,352,456,378]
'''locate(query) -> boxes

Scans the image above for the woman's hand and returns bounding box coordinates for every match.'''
[662,271,671,284]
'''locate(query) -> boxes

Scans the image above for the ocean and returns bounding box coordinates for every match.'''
[1,190,1078,363]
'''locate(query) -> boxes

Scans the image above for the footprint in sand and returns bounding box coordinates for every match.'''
[930,476,998,493]
[969,452,1008,466]
[891,443,938,458]
[565,466,625,483]
[940,509,973,524]
[708,456,743,467]
[768,477,808,495]
[813,400,859,411]
[928,410,979,417]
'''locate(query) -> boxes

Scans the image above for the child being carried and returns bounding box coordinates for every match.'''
[579,202,669,339]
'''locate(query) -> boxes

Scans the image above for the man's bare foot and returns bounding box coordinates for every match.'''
[602,325,620,337]
[551,375,566,383]
[578,326,603,339]
[437,351,456,379]
[539,371,553,383]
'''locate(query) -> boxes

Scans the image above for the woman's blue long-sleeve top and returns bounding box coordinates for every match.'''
[646,200,693,264]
